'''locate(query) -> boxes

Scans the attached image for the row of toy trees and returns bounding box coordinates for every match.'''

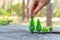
[29,17,53,33]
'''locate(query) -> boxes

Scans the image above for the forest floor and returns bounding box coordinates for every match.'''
[0,24,60,40]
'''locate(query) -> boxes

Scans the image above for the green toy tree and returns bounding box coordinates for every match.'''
[49,26,53,32]
[36,19,42,32]
[42,27,48,33]
[29,17,35,33]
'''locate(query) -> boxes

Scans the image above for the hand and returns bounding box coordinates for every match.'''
[28,0,50,18]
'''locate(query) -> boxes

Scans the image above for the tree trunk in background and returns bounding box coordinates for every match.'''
[17,0,21,23]
[40,8,44,17]
[27,0,29,20]
[22,0,25,21]
[59,10,60,17]
[17,0,20,16]
[10,0,13,16]
[2,0,6,16]
[46,3,53,26]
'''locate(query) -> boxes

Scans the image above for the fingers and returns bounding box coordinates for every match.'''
[28,0,50,18]
[33,3,43,17]
[28,0,35,18]
[29,6,34,18]
[33,0,50,17]
[29,9,34,18]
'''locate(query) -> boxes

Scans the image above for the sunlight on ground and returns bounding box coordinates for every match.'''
[0,16,60,27]
[21,17,60,27]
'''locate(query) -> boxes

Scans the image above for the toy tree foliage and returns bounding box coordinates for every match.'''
[42,27,48,32]
[49,26,53,32]
[29,17,35,33]
[36,19,42,32]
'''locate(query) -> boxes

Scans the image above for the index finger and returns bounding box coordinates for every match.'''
[28,0,35,18]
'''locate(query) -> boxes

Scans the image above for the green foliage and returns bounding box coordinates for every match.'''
[29,17,35,33]
[53,8,60,17]
[49,26,53,32]
[6,12,10,16]
[0,9,4,16]
[0,18,13,26]
[6,6,11,16]
[12,4,18,12]
[42,27,48,32]
[36,19,42,32]
[12,4,22,16]
[6,4,22,16]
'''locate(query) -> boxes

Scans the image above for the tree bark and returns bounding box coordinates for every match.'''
[17,0,20,16]
[46,3,53,26]
[2,0,6,16]
[40,8,44,17]
[17,0,21,23]
[27,0,29,20]
[22,0,25,21]
[10,0,13,16]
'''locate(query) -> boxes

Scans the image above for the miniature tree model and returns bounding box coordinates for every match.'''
[42,27,48,33]
[29,17,35,33]
[49,26,53,32]
[36,19,42,32]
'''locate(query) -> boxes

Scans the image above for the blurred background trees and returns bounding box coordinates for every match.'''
[0,0,60,27]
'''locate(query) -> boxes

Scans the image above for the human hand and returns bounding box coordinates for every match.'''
[28,0,50,18]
